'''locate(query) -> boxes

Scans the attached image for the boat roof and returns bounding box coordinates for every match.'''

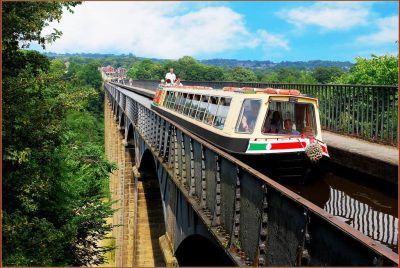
[160,85,309,98]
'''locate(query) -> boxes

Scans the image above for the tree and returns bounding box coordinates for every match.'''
[261,68,318,84]
[127,66,138,79]
[129,59,163,80]
[203,65,225,81]
[3,2,115,266]
[276,68,298,83]
[297,71,318,84]
[312,67,344,84]
[261,71,280,83]
[2,2,80,76]
[224,67,257,82]
[76,61,102,89]
[334,55,398,85]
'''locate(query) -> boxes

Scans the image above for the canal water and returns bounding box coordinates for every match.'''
[283,163,398,253]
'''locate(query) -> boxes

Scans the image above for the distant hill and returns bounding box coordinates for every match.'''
[200,59,353,71]
[42,52,353,70]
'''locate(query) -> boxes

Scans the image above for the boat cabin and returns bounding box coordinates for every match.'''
[152,85,328,156]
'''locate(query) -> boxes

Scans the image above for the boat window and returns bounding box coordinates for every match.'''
[189,95,201,118]
[235,99,261,133]
[203,96,220,125]
[195,95,210,121]
[183,94,194,115]
[162,91,169,106]
[169,92,179,110]
[167,91,179,109]
[164,91,173,107]
[172,92,183,111]
[261,101,317,136]
[214,97,232,129]
[177,93,188,113]
[165,91,171,108]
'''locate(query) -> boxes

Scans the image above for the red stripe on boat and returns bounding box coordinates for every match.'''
[270,142,307,150]
[320,145,327,153]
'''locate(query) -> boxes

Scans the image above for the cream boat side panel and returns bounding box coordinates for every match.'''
[156,91,237,138]
[158,87,324,141]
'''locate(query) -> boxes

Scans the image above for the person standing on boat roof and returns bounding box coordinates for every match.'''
[165,68,176,84]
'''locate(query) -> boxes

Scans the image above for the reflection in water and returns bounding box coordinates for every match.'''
[284,169,398,253]
[325,187,398,250]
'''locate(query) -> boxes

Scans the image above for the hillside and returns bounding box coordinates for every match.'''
[43,52,353,70]
[199,59,353,70]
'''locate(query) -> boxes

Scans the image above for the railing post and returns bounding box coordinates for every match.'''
[230,167,241,252]
[256,184,269,266]
[180,131,187,186]
[189,138,196,197]
[163,123,171,163]
[212,155,221,227]
[200,144,207,209]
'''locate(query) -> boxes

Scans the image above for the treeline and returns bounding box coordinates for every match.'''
[3,2,115,266]
[48,52,142,69]
[125,55,398,85]
[199,58,353,70]
[51,52,397,85]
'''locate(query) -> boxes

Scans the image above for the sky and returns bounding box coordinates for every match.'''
[32,1,399,62]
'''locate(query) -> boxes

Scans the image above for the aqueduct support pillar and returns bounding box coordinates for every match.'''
[104,100,136,267]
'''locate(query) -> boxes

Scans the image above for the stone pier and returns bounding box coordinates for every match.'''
[104,100,136,267]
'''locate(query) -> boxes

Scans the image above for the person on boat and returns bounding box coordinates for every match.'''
[280,119,300,135]
[174,77,183,86]
[241,100,260,132]
[165,68,176,84]
[264,111,282,133]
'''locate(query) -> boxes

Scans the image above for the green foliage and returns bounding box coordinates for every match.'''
[3,211,65,266]
[61,53,140,69]
[2,2,80,78]
[334,55,398,85]
[3,58,114,265]
[127,66,138,79]
[127,55,226,81]
[261,68,317,84]
[127,60,162,80]
[2,2,79,51]
[312,67,344,84]
[43,53,357,85]
[223,67,257,82]
[76,61,102,90]
[3,2,114,265]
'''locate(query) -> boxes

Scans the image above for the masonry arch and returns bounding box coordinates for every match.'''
[118,113,125,129]
[174,234,235,266]
[125,123,134,145]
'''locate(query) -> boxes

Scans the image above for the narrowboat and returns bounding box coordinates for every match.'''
[151,84,329,180]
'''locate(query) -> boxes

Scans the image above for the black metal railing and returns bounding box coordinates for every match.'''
[115,79,398,145]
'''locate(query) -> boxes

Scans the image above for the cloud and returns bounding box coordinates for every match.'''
[257,30,289,50]
[277,2,370,31]
[356,16,398,45]
[38,2,288,58]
